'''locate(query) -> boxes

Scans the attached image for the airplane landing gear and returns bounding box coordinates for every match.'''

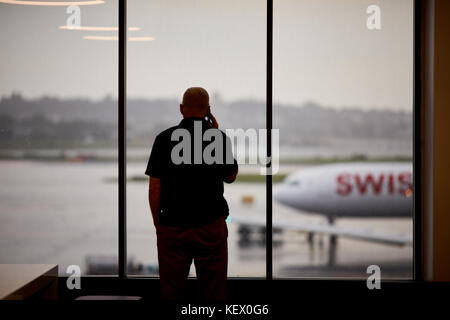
[327,216,337,267]
[237,225,284,248]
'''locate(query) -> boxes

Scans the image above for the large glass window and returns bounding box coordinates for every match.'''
[0,0,118,275]
[273,0,413,278]
[126,0,267,277]
[0,0,416,280]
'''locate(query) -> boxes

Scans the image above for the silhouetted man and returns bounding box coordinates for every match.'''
[145,87,238,301]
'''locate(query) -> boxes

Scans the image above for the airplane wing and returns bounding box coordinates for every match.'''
[228,215,413,247]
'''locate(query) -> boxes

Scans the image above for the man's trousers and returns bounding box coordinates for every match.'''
[156,216,228,301]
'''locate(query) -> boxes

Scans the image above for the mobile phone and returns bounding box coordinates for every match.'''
[205,111,213,126]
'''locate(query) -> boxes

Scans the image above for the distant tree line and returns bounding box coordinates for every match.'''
[0,93,412,149]
[0,113,116,148]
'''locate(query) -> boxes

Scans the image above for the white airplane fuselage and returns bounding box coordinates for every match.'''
[273,162,413,219]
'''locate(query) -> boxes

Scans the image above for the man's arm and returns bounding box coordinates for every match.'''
[224,169,238,183]
[223,135,238,183]
[148,176,161,230]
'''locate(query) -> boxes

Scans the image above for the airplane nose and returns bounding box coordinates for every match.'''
[273,184,285,203]
[273,182,301,208]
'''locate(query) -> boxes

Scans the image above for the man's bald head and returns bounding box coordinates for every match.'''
[181,87,210,117]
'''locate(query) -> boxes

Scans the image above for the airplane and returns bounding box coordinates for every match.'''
[230,162,413,265]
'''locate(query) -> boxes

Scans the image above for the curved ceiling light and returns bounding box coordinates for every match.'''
[83,35,155,42]
[129,37,155,42]
[83,36,117,40]
[59,26,141,31]
[0,0,104,6]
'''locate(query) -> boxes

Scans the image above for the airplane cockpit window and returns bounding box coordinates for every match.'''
[286,180,301,186]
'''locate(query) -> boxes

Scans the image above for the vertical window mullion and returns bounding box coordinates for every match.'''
[266,0,273,281]
[118,0,127,279]
[413,0,423,281]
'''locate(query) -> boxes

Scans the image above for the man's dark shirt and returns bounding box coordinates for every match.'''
[145,117,238,227]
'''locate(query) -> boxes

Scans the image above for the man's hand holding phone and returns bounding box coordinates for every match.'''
[206,108,219,129]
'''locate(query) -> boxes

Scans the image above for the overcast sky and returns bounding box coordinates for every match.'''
[0,0,413,111]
